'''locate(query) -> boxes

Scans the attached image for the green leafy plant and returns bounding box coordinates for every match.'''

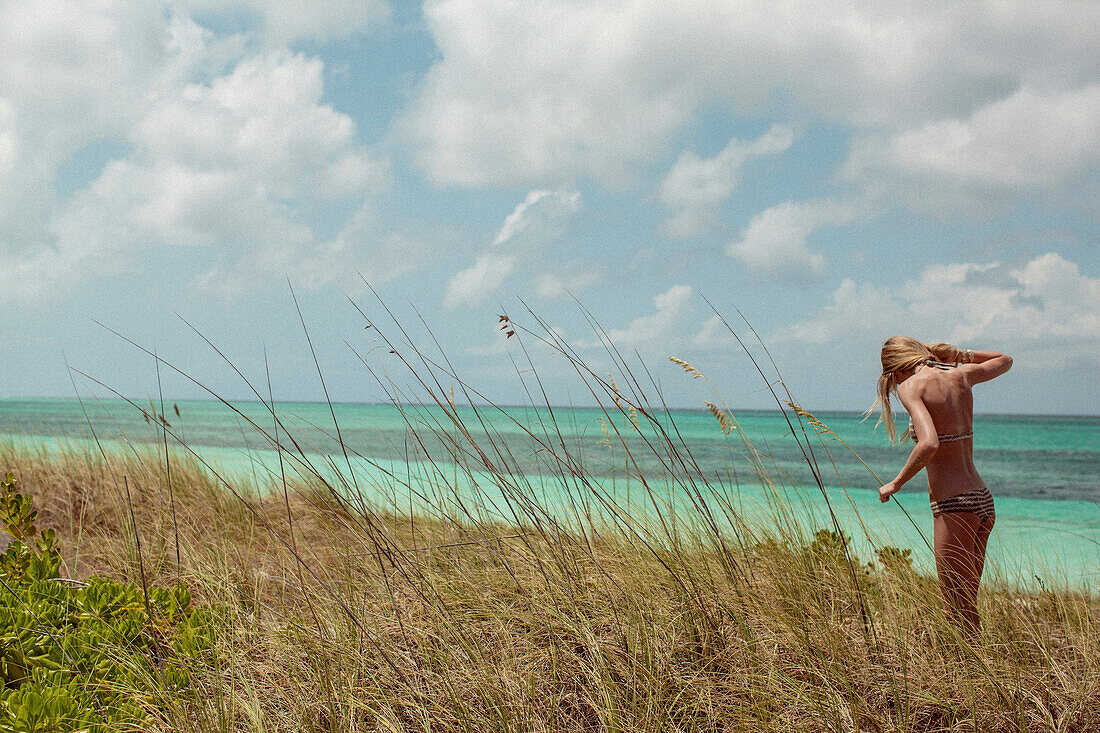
[0,472,220,732]
[876,545,914,573]
[807,528,850,561]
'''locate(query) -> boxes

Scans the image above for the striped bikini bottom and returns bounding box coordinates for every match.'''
[930,485,996,524]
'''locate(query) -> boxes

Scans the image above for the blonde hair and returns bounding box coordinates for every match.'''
[866,336,963,443]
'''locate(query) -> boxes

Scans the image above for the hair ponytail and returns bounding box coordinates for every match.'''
[864,371,901,443]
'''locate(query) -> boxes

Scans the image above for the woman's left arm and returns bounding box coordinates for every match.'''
[879,386,940,502]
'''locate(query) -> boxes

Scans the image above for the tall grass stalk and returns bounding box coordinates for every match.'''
[3,300,1095,732]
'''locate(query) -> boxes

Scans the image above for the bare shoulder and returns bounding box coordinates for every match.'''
[896,377,926,406]
[946,366,971,385]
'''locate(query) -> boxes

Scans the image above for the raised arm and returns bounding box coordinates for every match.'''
[960,349,1013,385]
[879,385,939,502]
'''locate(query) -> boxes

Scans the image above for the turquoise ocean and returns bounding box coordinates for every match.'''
[0,398,1096,590]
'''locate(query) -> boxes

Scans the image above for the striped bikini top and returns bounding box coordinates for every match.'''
[907,424,973,443]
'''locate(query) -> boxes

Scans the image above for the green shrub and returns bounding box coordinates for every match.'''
[876,545,914,573]
[807,528,850,561]
[0,472,219,732]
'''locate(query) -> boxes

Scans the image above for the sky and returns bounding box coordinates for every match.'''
[1,0,1098,416]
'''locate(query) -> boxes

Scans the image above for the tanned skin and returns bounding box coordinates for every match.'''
[878,350,1012,635]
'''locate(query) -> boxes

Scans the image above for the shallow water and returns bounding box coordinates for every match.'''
[1,398,1096,589]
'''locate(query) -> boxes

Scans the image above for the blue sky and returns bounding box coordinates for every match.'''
[1,1,1097,415]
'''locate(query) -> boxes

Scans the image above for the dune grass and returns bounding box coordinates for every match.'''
[1,304,1097,732]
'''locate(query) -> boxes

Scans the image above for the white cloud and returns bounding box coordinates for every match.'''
[776,252,1100,368]
[659,125,794,238]
[726,199,856,275]
[0,1,164,142]
[850,85,1100,189]
[692,315,734,348]
[1,50,393,301]
[775,278,904,345]
[492,189,580,247]
[0,2,395,302]
[131,51,382,239]
[0,0,167,250]
[443,189,581,308]
[443,253,517,309]
[596,285,694,350]
[403,0,1098,187]
[1005,253,1100,340]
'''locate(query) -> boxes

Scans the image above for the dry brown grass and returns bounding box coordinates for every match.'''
[9,302,1095,732]
[3,442,1097,733]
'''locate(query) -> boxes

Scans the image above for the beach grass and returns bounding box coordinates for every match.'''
[1,305,1097,731]
[2,442,1097,732]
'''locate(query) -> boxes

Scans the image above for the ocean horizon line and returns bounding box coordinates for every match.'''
[0,395,1097,421]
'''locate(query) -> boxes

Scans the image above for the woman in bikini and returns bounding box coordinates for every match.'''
[871,337,1012,634]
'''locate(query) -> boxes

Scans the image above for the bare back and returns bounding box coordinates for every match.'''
[899,364,983,501]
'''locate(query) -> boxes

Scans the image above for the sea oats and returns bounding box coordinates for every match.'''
[668,356,704,379]
[705,401,734,435]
